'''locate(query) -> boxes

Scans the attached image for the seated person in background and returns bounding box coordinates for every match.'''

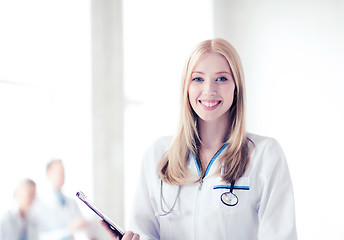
[0,178,39,240]
[32,159,96,240]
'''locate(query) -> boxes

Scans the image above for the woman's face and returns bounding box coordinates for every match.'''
[188,52,236,124]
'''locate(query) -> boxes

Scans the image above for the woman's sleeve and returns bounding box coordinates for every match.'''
[128,147,161,240]
[257,139,298,240]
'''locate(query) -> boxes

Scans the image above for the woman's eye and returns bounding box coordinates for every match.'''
[192,77,203,82]
[216,77,228,82]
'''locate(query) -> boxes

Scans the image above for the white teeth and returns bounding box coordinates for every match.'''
[202,101,219,107]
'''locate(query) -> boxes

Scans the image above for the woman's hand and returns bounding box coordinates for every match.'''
[100,220,140,240]
[121,231,140,240]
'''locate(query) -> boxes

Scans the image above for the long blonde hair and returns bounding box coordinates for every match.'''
[158,38,251,185]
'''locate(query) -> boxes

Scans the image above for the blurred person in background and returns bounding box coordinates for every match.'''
[0,178,39,240]
[32,159,97,240]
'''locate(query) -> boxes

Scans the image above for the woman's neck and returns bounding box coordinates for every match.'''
[198,118,228,148]
[198,117,229,167]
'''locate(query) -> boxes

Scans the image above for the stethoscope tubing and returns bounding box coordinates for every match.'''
[159,180,181,216]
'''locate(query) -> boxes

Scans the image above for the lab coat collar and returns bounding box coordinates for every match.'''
[188,143,229,178]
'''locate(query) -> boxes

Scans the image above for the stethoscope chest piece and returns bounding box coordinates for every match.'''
[221,191,238,206]
[221,180,238,207]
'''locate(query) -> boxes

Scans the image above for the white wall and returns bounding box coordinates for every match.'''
[0,0,93,219]
[213,1,344,239]
[91,0,125,236]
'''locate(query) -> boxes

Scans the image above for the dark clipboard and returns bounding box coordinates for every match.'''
[76,191,124,239]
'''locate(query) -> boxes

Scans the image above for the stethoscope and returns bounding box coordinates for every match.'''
[157,180,181,217]
[219,162,238,207]
[157,149,243,216]
[158,177,238,217]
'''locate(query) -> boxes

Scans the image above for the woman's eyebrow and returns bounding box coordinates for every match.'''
[192,71,231,75]
[216,71,231,75]
[192,71,205,75]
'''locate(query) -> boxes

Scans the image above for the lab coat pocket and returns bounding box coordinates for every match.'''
[213,176,250,216]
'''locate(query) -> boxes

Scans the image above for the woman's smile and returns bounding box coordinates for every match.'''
[199,100,222,110]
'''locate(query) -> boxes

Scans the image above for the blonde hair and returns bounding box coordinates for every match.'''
[158,38,251,185]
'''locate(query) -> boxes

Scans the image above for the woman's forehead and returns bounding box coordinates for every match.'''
[192,52,232,74]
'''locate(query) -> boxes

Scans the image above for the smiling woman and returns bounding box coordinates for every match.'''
[188,52,236,124]
[118,38,298,240]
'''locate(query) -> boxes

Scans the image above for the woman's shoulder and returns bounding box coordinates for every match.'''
[143,136,173,161]
[247,132,282,151]
[246,132,287,171]
[138,136,174,180]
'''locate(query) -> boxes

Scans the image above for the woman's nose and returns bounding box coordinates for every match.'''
[203,80,216,95]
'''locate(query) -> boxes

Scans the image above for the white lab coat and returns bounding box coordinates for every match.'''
[0,205,39,240]
[129,133,297,240]
[31,185,83,240]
